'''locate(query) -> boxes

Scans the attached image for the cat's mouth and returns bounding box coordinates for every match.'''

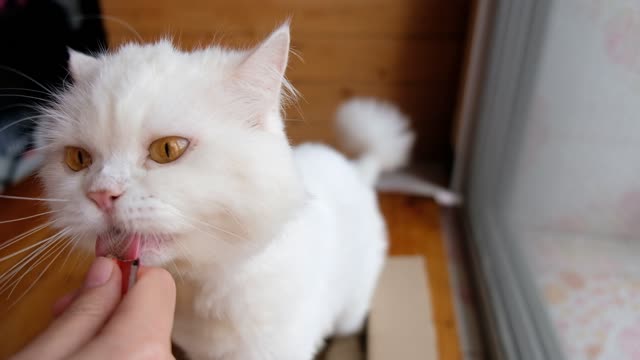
[95,228,171,260]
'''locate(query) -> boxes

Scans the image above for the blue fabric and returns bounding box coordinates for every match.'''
[0,108,38,190]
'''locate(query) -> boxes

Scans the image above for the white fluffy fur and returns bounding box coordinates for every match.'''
[36,24,414,360]
[336,98,415,185]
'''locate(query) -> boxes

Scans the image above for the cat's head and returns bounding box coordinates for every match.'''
[35,24,306,270]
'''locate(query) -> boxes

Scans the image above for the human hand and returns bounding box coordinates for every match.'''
[11,257,176,360]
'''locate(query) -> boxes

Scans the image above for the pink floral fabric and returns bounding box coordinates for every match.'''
[509,1,640,358]
[530,234,640,360]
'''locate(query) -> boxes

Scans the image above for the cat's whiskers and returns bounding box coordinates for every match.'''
[8,234,74,307]
[0,65,56,95]
[0,94,51,103]
[28,143,56,154]
[0,221,53,251]
[0,103,40,113]
[0,210,58,224]
[0,220,55,255]
[168,209,247,241]
[0,114,50,135]
[168,258,184,284]
[154,233,186,284]
[184,217,247,242]
[0,227,68,278]
[58,233,85,270]
[4,233,71,298]
[0,194,69,202]
[70,240,92,274]
[0,88,54,96]
[214,203,244,230]
[171,213,236,244]
[0,226,63,263]
[0,228,70,295]
[170,231,196,269]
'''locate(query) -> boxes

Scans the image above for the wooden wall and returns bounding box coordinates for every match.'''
[101,0,470,165]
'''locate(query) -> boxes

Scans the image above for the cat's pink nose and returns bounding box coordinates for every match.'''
[87,190,123,211]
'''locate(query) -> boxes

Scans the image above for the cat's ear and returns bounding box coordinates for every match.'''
[68,48,100,81]
[234,23,290,106]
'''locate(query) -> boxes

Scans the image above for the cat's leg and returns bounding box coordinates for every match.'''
[172,317,238,360]
[175,319,320,360]
[333,291,372,336]
[204,336,318,360]
[333,244,386,336]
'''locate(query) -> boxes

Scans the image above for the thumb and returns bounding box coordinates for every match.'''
[12,257,122,360]
[70,267,176,360]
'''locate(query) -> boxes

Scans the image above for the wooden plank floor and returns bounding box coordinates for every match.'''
[381,193,462,360]
[0,179,461,359]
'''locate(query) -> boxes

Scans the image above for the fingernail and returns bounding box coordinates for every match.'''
[84,257,115,288]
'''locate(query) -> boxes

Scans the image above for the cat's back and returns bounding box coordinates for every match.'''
[291,142,384,246]
[293,142,369,198]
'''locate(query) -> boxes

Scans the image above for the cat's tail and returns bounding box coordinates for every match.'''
[336,97,415,186]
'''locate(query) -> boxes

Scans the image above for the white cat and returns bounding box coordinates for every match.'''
[35,23,415,360]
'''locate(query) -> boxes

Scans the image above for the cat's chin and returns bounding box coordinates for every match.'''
[95,227,175,263]
[138,251,178,267]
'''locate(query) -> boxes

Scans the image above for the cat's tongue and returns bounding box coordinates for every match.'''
[95,233,141,261]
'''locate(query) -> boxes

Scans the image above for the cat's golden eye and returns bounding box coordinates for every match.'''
[64,146,92,171]
[149,136,190,164]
